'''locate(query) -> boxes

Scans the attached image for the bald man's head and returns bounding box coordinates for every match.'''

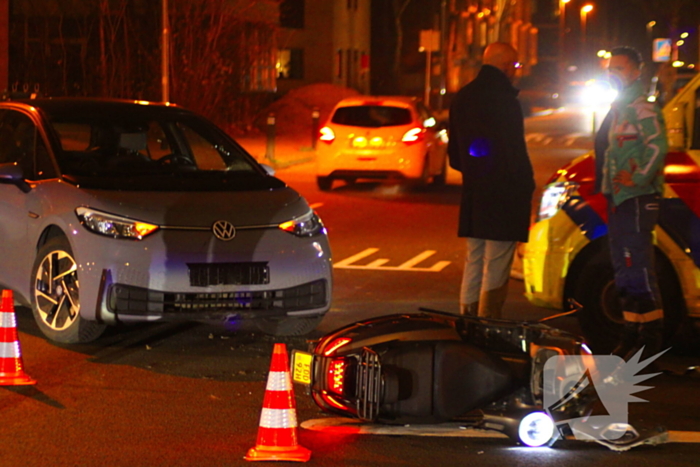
[482,42,519,80]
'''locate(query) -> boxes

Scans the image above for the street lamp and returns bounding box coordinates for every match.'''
[580,4,594,70]
[161,0,170,103]
[558,0,571,86]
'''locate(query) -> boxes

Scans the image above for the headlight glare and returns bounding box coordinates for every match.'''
[538,182,578,221]
[76,207,159,240]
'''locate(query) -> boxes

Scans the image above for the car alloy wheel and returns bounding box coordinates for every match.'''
[31,236,106,343]
[34,247,80,332]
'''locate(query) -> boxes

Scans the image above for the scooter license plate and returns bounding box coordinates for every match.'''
[291,350,313,385]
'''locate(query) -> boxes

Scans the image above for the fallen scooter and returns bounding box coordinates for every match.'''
[291,303,668,451]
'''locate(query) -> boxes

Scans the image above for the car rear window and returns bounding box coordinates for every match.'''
[331,105,412,127]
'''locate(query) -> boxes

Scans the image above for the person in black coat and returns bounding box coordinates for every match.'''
[448,42,535,318]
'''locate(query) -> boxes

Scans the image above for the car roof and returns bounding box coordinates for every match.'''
[334,96,419,108]
[1,97,189,117]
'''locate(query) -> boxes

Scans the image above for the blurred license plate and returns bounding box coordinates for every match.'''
[291,350,313,385]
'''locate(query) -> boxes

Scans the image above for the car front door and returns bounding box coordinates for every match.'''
[0,109,51,296]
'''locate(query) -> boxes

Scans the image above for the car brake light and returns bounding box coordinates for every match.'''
[323,337,351,356]
[319,126,335,144]
[327,358,346,394]
[402,127,425,145]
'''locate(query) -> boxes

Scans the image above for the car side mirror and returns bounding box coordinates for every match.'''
[0,163,32,193]
[260,163,275,176]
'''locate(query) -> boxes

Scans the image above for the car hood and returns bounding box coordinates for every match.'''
[77,186,306,227]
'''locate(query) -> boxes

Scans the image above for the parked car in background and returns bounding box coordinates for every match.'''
[315,96,448,191]
[0,98,332,344]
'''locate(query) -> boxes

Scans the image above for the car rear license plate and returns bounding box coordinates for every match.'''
[291,350,313,385]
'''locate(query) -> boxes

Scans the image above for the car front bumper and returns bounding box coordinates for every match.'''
[69,226,332,324]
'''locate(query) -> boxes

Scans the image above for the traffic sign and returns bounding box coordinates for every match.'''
[652,38,672,62]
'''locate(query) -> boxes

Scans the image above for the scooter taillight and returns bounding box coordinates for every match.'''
[327,357,347,394]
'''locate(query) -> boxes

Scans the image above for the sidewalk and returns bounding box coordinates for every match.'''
[235,133,318,170]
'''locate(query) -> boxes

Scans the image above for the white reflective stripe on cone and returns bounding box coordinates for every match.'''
[0,312,17,328]
[266,371,292,391]
[0,342,20,358]
[259,407,298,429]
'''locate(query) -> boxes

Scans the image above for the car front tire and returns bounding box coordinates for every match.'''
[573,253,686,354]
[30,236,106,344]
[432,156,447,186]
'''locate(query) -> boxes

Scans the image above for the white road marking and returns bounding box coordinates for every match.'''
[668,431,700,443]
[302,417,700,444]
[309,202,323,209]
[334,248,450,272]
[333,248,379,268]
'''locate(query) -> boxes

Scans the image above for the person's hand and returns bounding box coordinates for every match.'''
[613,169,635,187]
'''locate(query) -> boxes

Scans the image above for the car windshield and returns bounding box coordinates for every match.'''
[331,105,412,127]
[46,108,259,180]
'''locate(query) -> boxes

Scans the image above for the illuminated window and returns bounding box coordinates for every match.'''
[277,48,304,79]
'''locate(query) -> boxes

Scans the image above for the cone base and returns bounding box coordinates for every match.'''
[244,444,311,462]
[0,373,37,386]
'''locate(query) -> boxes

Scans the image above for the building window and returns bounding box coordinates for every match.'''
[277,48,304,79]
[280,0,305,29]
[336,50,343,79]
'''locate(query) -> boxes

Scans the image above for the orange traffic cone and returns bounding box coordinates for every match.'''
[245,343,311,462]
[0,290,36,386]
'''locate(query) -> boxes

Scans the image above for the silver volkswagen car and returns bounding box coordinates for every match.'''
[0,98,332,343]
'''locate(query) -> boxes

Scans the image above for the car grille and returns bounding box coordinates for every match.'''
[108,279,326,316]
[356,347,382,422]
[188,262,269,286]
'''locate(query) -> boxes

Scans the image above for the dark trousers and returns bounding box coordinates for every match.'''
[607,194,663,323]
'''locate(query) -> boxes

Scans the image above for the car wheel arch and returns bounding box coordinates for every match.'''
[36,225,69,252]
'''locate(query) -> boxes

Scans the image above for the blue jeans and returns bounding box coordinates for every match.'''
[607,194,663,323]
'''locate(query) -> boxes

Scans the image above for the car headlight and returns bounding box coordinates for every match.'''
[580,79,618,107]
[538,182,578,221]
[278,210,325,237]
[76,207,159,240]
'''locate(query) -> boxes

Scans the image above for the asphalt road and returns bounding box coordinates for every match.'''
[3,107,700,466]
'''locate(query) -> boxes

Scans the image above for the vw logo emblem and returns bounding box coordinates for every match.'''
[212,220,236,241]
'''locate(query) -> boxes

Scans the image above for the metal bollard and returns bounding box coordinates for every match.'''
[265,113,276,164]
[311,107,320,150]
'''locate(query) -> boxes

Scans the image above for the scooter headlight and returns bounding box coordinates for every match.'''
[518,412,557,447]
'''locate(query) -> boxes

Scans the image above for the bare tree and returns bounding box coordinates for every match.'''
[391,0,413,78]
[167,0,277,128]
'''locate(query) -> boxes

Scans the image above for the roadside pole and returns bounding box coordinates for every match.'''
[0,0,8,96]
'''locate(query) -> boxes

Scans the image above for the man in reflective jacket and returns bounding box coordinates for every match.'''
[594,46,668,360]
